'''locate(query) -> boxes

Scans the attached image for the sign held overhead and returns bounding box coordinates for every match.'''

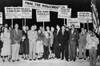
[67,18,80,28]
[5,7,32,19]
[36,10,50,22]
[77,12,92,23]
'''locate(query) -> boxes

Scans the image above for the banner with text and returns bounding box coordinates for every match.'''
[0,12,3,24]
[5,7,32,19]
[58,7,71,18]
[77,12,92,23]
[36,10,50,22]
[23,0,68,12]
[67,18,80,28]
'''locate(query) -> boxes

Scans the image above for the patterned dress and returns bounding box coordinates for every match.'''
[36,33,44,54]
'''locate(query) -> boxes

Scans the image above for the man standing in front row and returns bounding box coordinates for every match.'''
[28,25,38,61]
[11,24,22,62]
[59,26,69,61]
[54,25,61,59]
[69,24,79,61]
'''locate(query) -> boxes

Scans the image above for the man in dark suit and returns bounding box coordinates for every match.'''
[10,24,22,62]
[59,26,69,61]
[65,27,70,61]
[69,24,79,61]
[54,25,61,59]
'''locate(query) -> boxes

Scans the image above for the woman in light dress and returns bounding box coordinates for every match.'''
[86,31,99,66]
[1,27,11,62]
[36,30,44,59]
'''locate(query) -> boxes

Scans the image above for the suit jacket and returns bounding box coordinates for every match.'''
[78,33,87,46]
[53,30,61,46]
[69,29,79,43]
[11,29,22,44]
[59,30,69,46]
[64,30,69,46]
[28,30,38,42]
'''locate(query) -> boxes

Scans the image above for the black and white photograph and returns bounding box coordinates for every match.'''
[0,0,100,66]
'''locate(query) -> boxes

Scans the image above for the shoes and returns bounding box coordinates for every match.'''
[38,58,41,60]
[38,57,42,60]
[79,58,83,59]
[66,59,69,61]
[25,58,28,60]
[8,59,11,62]
[33,59,36,61]
[56,57,60,59]
[22,56,24,59]
[84,58,86,60]
[24,58,27,60]
[16,59,20,61]
[12,60,15,62]
[73,59,76,62]
[44,59,48,60]
[2,59,5,62]
[29,59,32,61]
[70,59,72,61]
[61,58,64,60]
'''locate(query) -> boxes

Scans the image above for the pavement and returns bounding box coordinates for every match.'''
[0,56,100,66]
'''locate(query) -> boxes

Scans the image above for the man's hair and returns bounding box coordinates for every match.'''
[14,24,19,28]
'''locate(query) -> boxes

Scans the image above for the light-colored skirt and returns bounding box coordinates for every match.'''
[36,40,44,54]
[1,41,11,56]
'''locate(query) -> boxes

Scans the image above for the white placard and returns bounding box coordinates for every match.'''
[36,10,50,22]
[21,7,32,18]
[0,12,3,24]
[5,7,32,19]
[67,18,80,28]
[23,0,68,12]
[77,12,92,23]
[58,7,71,18]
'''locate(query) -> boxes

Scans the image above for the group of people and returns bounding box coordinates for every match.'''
[0,24,99,66]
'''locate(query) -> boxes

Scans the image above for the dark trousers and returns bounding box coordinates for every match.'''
[61,44,69,60]
[97,45,100,56]
[86,49,89,57]
[44,46,49,59]
[65,45,69,60]
[61,45,64,60]
[54,44,60,58]
[50,44,54,53]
